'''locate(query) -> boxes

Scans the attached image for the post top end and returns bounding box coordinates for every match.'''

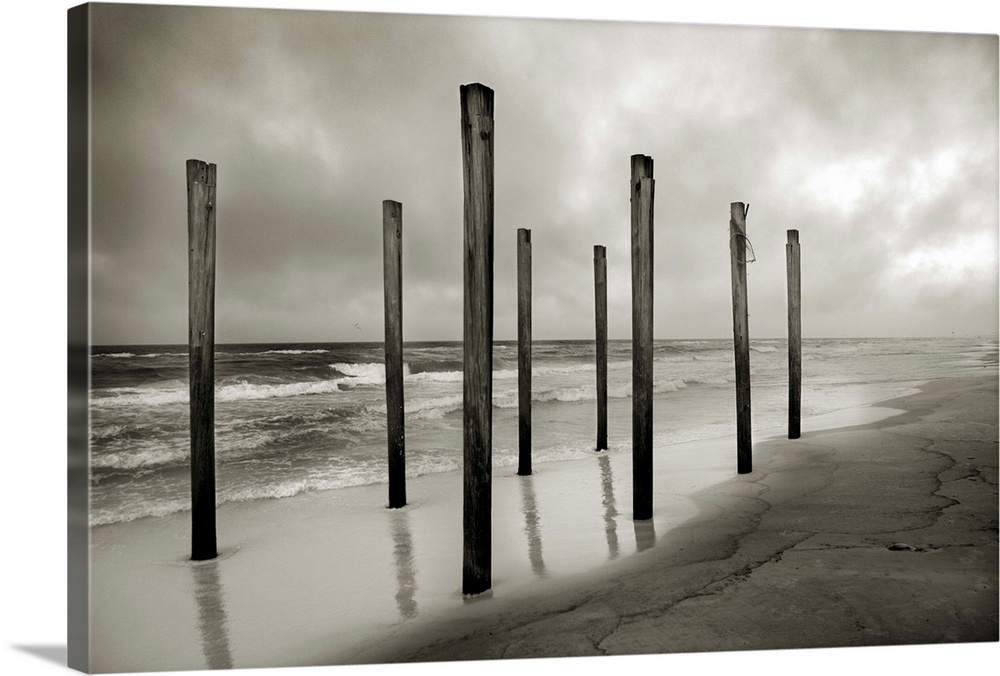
[630,154,654,179]
[186,159,216,186]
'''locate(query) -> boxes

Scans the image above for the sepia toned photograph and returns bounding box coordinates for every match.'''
[58,1,998,674]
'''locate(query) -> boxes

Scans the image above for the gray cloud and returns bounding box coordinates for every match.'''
[88,6,998,344]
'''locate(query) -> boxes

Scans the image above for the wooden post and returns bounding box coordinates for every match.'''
[594,245,608,451]
[187,159,218,561]
[786,229,801,439]
[729,202,752,474]
[517,228,532,476]
[461,83,494,595]
[630,155,654,520]
[383,199,406,507]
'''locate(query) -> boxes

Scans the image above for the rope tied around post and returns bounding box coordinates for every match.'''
[730,203,755,263]
[729,231,757,264]
[728,203,756,264]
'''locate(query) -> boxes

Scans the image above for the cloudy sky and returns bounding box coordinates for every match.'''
[87,2,998,344]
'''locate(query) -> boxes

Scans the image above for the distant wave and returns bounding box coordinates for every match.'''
[407,395,464,419]
[331,361,525,384]
[333,361,464,384]
[330,362,394,384]
[93,352,186,359]
[656,378,689,392]
[91,447,188,470]
[370,394,464,420]
[408,370,463,383]
[491,377,694,408]
[91,377,351,408]
[91,387,188,408]
[217,379,347,402]
[686,376,731,386]
[493,383,625,408]
[535,363,596,376]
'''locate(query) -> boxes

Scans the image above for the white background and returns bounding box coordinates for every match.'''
[2,1,997,675]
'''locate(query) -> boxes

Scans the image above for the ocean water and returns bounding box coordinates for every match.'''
[89,337,998,527]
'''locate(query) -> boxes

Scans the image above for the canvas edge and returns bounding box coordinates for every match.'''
[67,2,92,673]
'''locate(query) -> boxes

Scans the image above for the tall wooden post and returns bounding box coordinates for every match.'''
[461,83,494,595]
[729,202,752,474]
[786,229,801,439]
[383,200,406,507]
[517,228,532,476]
[630,155,654,520]
[594,245,608,451]
[187,159,218,561]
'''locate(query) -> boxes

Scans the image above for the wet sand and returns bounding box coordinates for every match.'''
[348,376,998,663]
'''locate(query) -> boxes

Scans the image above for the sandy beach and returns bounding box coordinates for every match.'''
[89,375,997,672]
[351,375,999,664]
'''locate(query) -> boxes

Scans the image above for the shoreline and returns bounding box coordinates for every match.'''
[88,375,998,672]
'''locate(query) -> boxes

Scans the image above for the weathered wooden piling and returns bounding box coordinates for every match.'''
[729,202,752,474]
[630,155,654,520]
[786,229,801,439]
[383,199,406,507]
[461,83,494,595]
[187,158,218,561]
[517,228,532,476]
[594,245,608,451]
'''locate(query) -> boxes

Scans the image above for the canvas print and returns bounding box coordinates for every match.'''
[68,2,999,673]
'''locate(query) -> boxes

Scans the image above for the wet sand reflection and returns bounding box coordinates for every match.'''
[519,475,546,576]
[597,453,619,560]
[191,560,234,670]
[390,508,418,619]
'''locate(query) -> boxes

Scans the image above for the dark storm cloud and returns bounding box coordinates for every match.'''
[89,5,997,344]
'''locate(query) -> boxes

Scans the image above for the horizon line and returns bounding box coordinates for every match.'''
[89,334,999,348]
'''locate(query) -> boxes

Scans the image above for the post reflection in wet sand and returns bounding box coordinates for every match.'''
[390,508,418,619]
[597,453,619,560]
[192,560,234,670]
[633,518,656,552]
[519,475,546,576]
